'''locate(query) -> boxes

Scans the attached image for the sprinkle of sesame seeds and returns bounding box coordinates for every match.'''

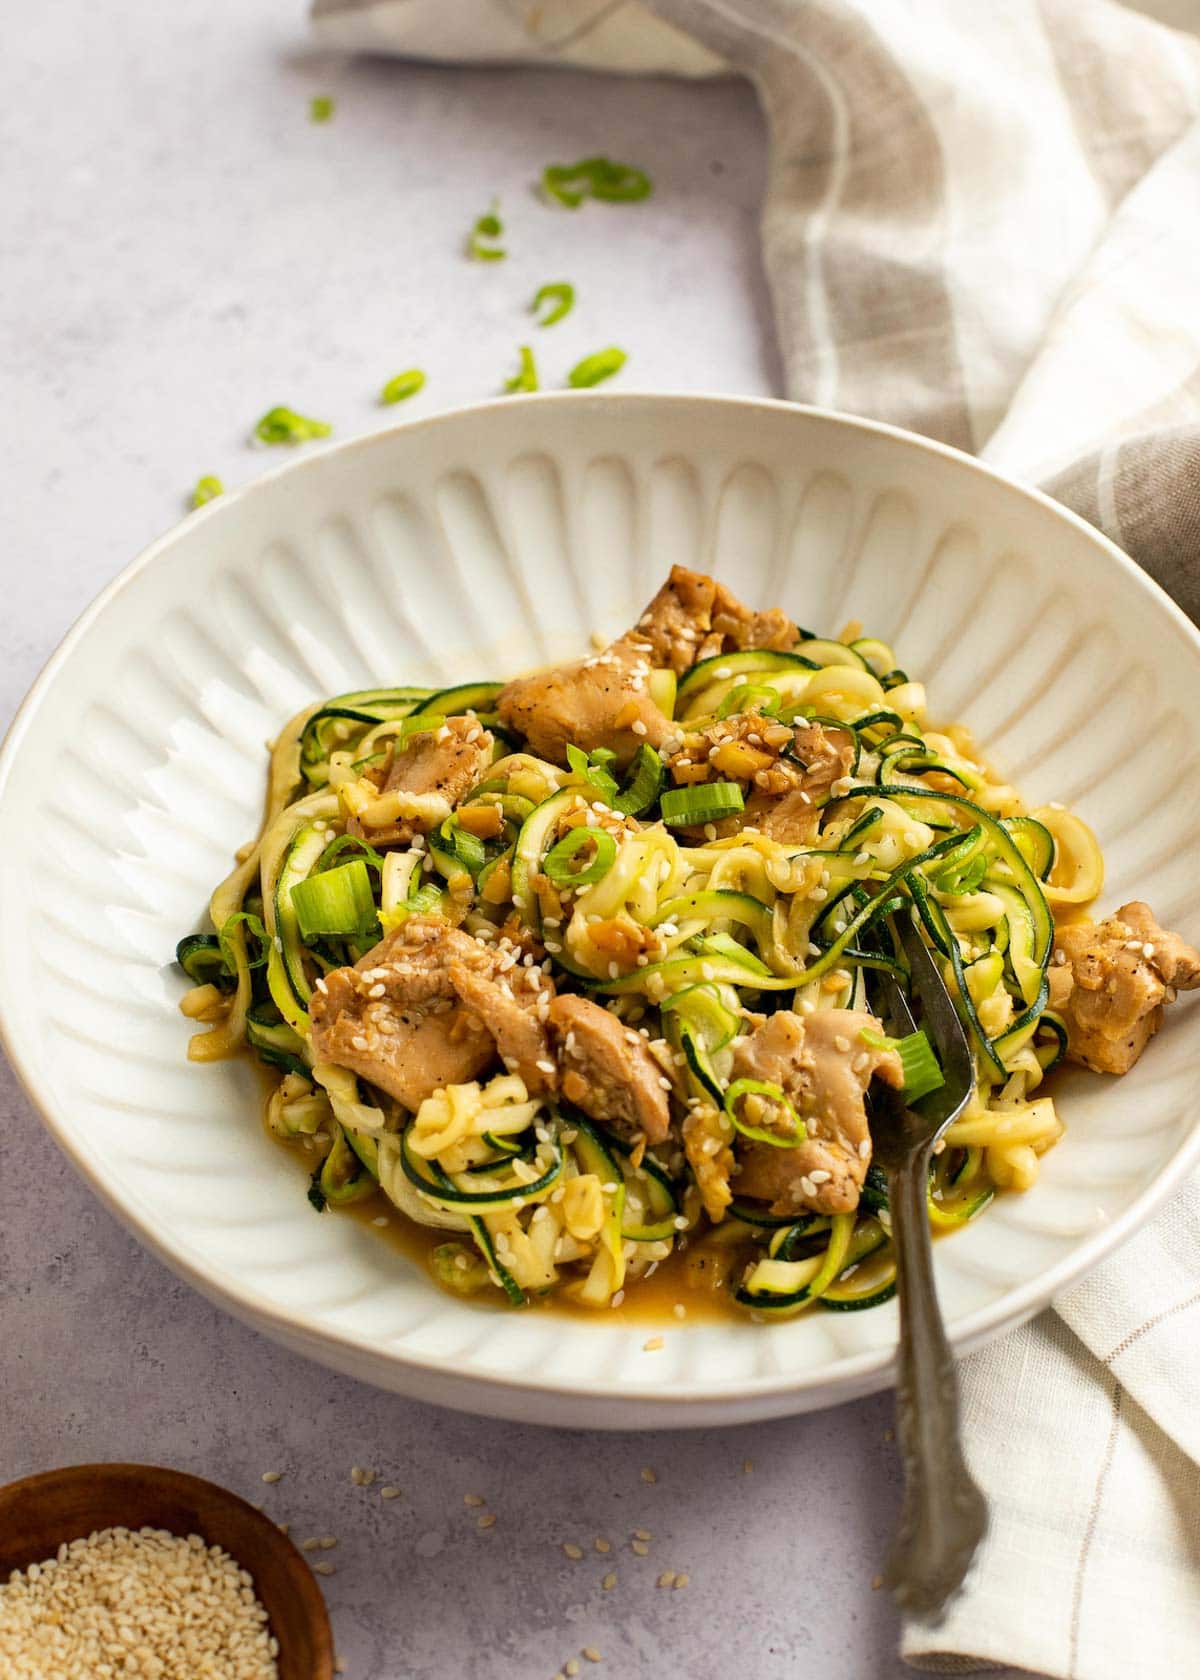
[657,1570,677,1588]
[319,1537,337,1550]
[674,1573,690,1589]
[640,1467,658,1484]
[565,1662,580,1677]
[563,1543,584,1560]
[582,1648,602,1664]
[602,1571,617,1591]
[631,1540,649,1556]
[313,1562,336,1576]
[477,1513,497,1530]
[260,1470,283,1484]
[634,1528,652,1542]
[302,1537,320,1551]
[380,1486,401,1500]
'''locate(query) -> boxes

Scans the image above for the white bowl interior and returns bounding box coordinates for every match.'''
[3,395,1197,1428]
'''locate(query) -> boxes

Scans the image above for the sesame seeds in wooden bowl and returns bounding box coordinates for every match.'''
[0,1463,333,1680]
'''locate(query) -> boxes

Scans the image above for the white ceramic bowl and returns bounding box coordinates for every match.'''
[3,394,1198,1429]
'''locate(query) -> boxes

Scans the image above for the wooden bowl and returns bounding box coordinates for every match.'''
[0,1463,333,1679]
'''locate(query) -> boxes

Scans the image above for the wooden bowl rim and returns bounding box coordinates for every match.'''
[0,1462,333,1676]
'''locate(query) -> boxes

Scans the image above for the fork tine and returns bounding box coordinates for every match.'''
[894,911,975,1117]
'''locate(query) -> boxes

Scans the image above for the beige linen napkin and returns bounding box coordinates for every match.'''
[313,3,1200,1671]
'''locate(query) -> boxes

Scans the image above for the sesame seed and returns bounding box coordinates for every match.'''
[657,1570,677,1588]
[634,1528,652,1541]
[673,1303,687,1319]
[301,1537,320,1552]
[563,1543,584,1560]
[477,1513,497,1530]
[743,1459,754,1473]
[464,1494,485,1507]
[260,1470,283,1484]
[319,1537,337,1550]
[674,1573,690,1589]
[565,1662,580,1677]
[632,719,648,736]
[640,1467,658,1484]
[594,1538,611,1553]
[313,1562,337,1576]
[631,1540,649,1556]
[380,1486,402,1500]
[643,1336,664,1352]
[582,1648,603,1664]
[602,1571,617,1591]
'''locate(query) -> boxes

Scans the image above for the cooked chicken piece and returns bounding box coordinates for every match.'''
[633,564,798,675]
[350,716,494,846]
[547,994,671,1144]
[495,638,673,769]
[730,1008,903,1215]
[682,1102,736,1222]
[1048,901,1200,1074]
[310,917,497,1108]
[448,961,556,1096]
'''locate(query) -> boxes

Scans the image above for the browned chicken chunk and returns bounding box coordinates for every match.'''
[731,1008,903,1215]
[495,638,673,769]
[1048,901,1200,1074]
[665,717,854,843]
[309,917,496,1108]
[634,564,799,675]
[547,994,671,1144]
[448,961,556,1096]
[350,716,494,846]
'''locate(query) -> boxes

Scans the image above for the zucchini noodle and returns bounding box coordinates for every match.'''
[174,568,1151,1322]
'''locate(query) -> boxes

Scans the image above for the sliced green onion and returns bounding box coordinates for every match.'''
[290,859,378,941]
[541,157,652,208]
[543,826,617,887]
[310,95,334,123]
[860,1026,945,1104]
[316,833,385,875]
[381,369,426,406]
[660,782,744,827]
[254,406,332,446]
[441,822,487,875]
[612,744,663,816]
[717,682,780,720]
[504,345,539,394]
[565,743,619,802]
[933,852,988,896]
[191,475,223,509]
[568,348,627,389]
[467,201,506,261]
[724,1078,805,1148]
[531,281,575,326]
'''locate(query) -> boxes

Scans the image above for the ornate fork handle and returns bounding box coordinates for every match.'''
[882,1149,989,1620]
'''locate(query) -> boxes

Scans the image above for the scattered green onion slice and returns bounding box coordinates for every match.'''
[380,369,426,406]
[191,475,223,509]
[612,744,664,816]
[310,95,334,123]
[543,826,617,887]
[933,853,988,896]
[565,743,619,802]
[254,406,332,446]
[290,858,378,941]
[567,348,627,389]
[724,1078,805,1148]
[660,782,744,827]
[442,822,487,875]
[467,202,506,261]
[531,281,575,327]
[541,157,652,208]
[860,1027,945,1104]
[717,682,780,720]
[504,345,539,394]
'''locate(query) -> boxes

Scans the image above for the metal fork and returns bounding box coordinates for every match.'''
[870,910,989,1621]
